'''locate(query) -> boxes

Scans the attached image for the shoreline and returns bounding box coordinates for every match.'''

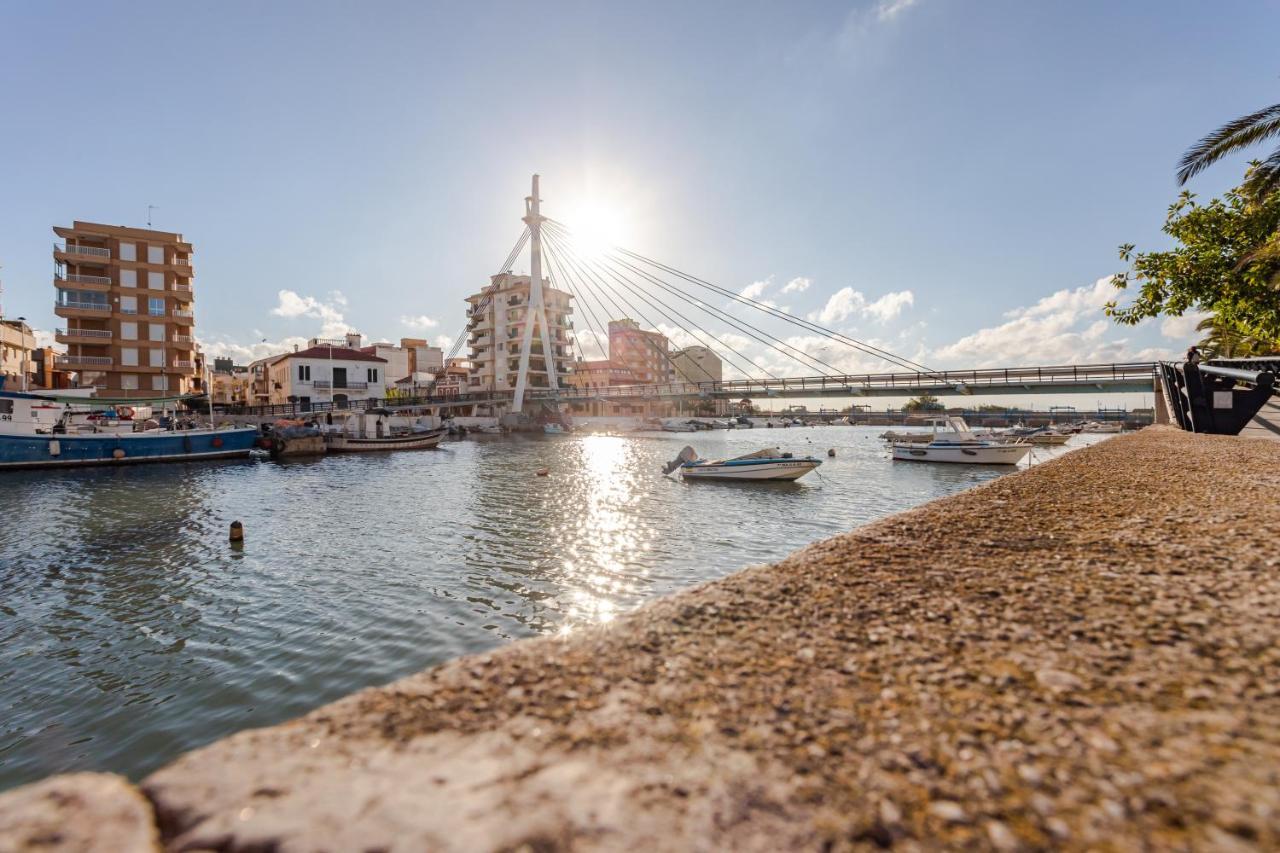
[3,426,1278,850]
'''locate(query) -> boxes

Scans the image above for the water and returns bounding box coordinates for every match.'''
[0,426,1098,791]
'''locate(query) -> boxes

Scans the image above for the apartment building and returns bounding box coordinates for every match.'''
[399,337,444,375]
[566,358,644,417]
[52,222,197,398]
[0,319,36,389]
[670,345,723,384]
[465,274,573,395]
[608,319,673,384]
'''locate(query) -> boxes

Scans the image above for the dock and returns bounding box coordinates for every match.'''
[2,427,1278,850]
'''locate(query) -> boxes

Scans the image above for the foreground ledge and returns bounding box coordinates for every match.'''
[4,427,1279,851]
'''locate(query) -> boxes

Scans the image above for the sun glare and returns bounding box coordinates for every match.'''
[558,198,630,259]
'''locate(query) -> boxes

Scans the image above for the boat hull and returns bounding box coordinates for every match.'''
[325,429,445,452]
[681,459,821,481]
[891,442,1031,465]
[0,428,259,470]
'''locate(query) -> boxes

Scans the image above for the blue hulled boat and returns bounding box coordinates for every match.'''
[0,387,257,470]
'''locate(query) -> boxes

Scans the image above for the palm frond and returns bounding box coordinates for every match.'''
[1241,145,1280,199]
[1177,102,1280,185]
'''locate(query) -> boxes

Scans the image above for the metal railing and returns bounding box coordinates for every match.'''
[56,355,113,366]
[57,272,112,285]
[57,327,113,339]
[56,300,111,312]
[172,309,194,318]
[55,242,111,258]
[172,283,193,293]
[173,360,195,369]
[173,258,191,266]
[171,334,193,344]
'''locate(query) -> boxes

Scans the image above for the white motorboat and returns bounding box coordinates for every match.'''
[891,417,1032,465]
[660,418,698,433]
[663,446,823,481]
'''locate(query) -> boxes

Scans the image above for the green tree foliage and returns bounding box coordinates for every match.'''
[1107,182,1280,341]
[902,393,944,413]
[1195,313,1279,358]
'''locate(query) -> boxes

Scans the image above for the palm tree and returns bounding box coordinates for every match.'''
[1178,101,1280,197]
[1195,314,1279,358]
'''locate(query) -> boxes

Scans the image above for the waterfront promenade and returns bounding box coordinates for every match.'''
[3,427,1277,850]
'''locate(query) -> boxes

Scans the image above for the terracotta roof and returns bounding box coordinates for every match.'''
[289,346,386,363]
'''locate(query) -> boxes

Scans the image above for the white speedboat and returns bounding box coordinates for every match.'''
[891,417,1032,465]
[663,446,823,481]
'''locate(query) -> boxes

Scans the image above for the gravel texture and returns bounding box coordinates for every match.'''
[7,427,1279,851]
[0,773,158,853]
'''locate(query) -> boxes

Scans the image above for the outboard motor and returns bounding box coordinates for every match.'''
[663,445,699,475]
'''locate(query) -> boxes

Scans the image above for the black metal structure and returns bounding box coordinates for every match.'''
[1159,358,1277,434]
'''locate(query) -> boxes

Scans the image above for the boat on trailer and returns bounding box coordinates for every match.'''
[0,387,257,470]
[891,417,1032,465]
[663,446,823,481]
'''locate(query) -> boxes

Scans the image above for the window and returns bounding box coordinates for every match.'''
[149,323,164,342]
[297,364,310,381]
[152,375,168,391]
[148,297,165,316]
[120,295,137,314]
[121,374,139,390]
[149,348,164,367]
[120,269,137,287]
[120,322,138,340]
[118,242,136,262]
[148,271,164,290]
[367,367,379,382]
[147,245,164,264]
[121,348,138,367]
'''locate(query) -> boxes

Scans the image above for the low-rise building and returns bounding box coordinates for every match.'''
[0,319,37,389]
[566,358,645,417]
[265,342,388,407]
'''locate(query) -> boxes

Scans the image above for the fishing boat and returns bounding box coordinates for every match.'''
[663,445,823,481]
[0,387,257,469]
[268,420,326,458]
[323,410,445,452]
[891,417,1031,465]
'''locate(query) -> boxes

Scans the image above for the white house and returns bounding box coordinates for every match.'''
[266,344,388,407]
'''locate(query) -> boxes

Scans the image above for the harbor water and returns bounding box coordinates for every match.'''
[0,426,1104,791]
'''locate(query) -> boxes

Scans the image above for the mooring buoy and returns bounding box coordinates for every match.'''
[229,521,244,543]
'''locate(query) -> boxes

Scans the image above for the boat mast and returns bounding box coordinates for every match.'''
[512,174,558,415]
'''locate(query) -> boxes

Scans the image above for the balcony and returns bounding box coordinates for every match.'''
[56,328,113,343]
[55,300,111,315]
[172,309,194,318]
[56,355,113,367]
[54,242,111,259]
[56,272,112,286]
[173,360,195,370]
[173,257,191,267]
[170,334,193,347]
[172,283,193,294]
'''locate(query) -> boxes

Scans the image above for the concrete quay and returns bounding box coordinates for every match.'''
[2,427,1278,851]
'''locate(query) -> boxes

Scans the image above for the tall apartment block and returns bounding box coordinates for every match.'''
[52,222,198,399]
[608,318,673,384]
[465,273,574,395]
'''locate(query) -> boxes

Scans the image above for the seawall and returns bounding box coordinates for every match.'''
[2,427,1278,851]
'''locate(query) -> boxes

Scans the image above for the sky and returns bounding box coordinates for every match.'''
[2,0,1277,407]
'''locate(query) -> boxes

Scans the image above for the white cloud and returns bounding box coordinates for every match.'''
[876,0,919,23]
[864,290,914,323]
[740,277,772,300]
[781,276,811,295]
[270,289,349,338]
[433,334,454,351]
[400,314,438,330]
[837,0,924,48]
[930,277,1176,367]
[200,335,310,365]
[1159,310,1210,342]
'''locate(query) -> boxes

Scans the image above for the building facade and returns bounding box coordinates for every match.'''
[565,358,646,417]
[264,343,388,406]
[465,274,573,397]
[670,345,723,384]
[399,338,444,376]
[0,319,36,389]
[52,221,198,398]
[608,319,672,385]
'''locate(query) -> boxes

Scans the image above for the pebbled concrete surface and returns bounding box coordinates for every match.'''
[0,772,158,853]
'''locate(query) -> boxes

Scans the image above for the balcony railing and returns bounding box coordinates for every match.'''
[172,283,193,293]
[57,328,113,339]
[173,258,191,266]
[172,309,194,318]
[171,334,192,343]
[173,360,195,369]
[56,355,113,367]
[57,272,112,285]
[56,300,111,313]
[55,242,111,259]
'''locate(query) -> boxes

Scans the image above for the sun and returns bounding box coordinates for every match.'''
[556,197,631,260]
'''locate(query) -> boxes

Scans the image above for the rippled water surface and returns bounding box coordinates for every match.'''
[0,426,1104,790]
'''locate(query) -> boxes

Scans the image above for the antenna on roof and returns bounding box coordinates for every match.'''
[147,205,159,228]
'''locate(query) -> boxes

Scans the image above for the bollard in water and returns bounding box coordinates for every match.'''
[229,521,244,543]
[828,448,836,457]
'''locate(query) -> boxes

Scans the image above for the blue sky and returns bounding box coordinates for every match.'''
[2,0,1277,393]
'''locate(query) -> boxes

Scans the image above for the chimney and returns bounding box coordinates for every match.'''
[345,332,362,349]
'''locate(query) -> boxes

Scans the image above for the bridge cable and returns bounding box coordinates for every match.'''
[445,227,530,363]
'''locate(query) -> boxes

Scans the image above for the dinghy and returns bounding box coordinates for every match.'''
[663,446,823,481]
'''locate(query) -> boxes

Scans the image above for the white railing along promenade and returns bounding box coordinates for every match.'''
[55,242,111,258]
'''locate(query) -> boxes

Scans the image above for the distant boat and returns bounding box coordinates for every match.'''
[323,410,445,452]
[543,423,567,435]
[891,417,1031,465]
[663,445,823,481]
[0,389,256,469]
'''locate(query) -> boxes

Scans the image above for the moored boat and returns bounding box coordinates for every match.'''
[891,417,1032,465]
[662,445,823,481]
[323,410,445,452]
[0,389,257,469]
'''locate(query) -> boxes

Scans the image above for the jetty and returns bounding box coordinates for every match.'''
[3,426,1277,850]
